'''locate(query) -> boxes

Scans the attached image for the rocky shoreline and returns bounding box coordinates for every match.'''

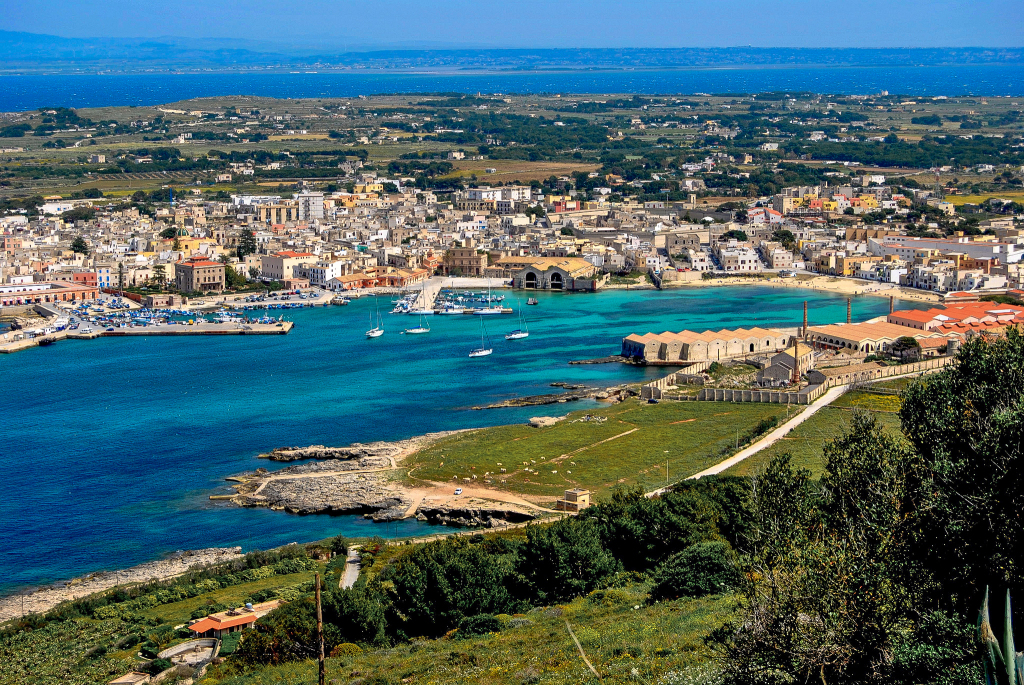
[257,430,467,462]
[0,547,243,623]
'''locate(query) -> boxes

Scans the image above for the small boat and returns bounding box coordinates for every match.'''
[505,298,529,340]
[527,298,539,305]
[439,307,465,315]
[37,337,56,347]
[472,307,503,315]
[469,316,493,357]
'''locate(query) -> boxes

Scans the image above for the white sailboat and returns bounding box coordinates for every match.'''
[505,298,529,340]
[468,316,493,357]
[366,297,384,338]
[472,280,502,315]
[403,314,430,335]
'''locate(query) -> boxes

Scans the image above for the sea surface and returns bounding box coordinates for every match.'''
[1,64,1023,111]
[0,287,916,595]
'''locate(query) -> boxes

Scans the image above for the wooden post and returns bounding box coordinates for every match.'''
[316,573,325,685]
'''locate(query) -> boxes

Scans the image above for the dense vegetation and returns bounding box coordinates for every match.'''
[223,331,1024,685]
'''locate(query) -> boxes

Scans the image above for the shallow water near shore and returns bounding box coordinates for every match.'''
[0,286,917,595]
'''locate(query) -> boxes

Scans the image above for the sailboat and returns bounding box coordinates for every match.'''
[366,296,384,338]
[505,298,529,340]
[473,280,502,315]
[468,316,493,357]
[403,313,430,335]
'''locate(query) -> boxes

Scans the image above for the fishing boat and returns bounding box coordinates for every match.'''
[366,297,384,338]
[505,298,529,340]
[527,297,539,305]
[468,316,493,357]
[37,337,56,347]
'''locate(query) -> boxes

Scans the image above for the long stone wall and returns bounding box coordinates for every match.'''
[641,356,953,404]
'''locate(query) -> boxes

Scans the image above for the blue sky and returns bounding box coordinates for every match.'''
[1,0,1022,48]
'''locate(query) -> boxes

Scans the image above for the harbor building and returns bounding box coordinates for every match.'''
[510,257,601,291]
[621,327,790,363]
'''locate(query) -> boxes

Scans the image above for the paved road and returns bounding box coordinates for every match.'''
[645,385,848,497]
[340,547,361,589]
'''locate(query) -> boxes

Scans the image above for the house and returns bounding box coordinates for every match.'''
[188,600,284,639]
[260,251,317,281]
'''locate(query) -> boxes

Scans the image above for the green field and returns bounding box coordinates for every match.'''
[721,392,904,479]
[139,571,317,625]
[205,586,734,685]
[405,399,793,500]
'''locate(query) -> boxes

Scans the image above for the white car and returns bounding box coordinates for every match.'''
[454,488,463,495]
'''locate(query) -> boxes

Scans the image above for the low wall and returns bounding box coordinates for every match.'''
[696,384,826,405]
[158,638,220,661]
[822,356,952,388]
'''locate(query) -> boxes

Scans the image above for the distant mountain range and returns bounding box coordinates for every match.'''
[1,31,1022,73]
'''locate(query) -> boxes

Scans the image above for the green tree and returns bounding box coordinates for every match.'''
[519,518,619,603]
[152,263,166,287]
[891,335,922,362]
[159,226,178,239]
[721,229,748,241]
[237,227,257,259]
[70,236,89,255]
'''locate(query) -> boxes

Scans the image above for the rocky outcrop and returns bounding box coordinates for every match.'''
[258,430,465,462]
[415,507,536,528]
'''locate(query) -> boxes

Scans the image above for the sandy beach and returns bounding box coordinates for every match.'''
[665,274,943,304]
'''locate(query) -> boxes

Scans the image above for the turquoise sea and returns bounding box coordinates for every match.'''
[0,287,915,594]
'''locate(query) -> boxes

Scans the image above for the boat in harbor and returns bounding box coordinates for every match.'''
[505,299,529,340]
[403,314,431,335]
[468,316,493,357]
[366,297,385,338]
[439,307,465,315]
[527,297,539,305]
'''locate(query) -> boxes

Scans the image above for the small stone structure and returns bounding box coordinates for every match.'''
[556,488,591,512]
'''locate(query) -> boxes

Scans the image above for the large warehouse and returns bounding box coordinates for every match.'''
[621,327,791,363]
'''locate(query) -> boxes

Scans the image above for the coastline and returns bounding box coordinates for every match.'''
[0,547,243,623]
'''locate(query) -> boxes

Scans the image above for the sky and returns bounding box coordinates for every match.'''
[0,0,1022,49]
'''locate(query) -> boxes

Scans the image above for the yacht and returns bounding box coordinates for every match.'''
[505,299,529,340]
[468,316,493,357]
[366,297,385,338]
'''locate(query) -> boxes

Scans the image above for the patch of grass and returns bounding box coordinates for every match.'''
[831,389,902,412]
[139,571,317,626]
[204,587,735,685]
[405,399,791,499]
[720,405,903,479]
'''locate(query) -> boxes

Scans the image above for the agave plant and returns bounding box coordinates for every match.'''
[980,587,1024,685]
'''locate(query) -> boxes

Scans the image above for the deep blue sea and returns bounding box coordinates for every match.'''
[0,287,918,594]
[1,64,1023,111]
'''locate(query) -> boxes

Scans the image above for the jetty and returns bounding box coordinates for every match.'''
[1,321,292,354]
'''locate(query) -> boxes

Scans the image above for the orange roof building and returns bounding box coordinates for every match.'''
[622,326,790,363]
[188,600,284,638]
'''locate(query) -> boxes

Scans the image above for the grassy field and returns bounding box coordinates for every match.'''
[947,191,1024,206]
[405,399,792,500]
[720,390,905,479]
[204,585,735,685]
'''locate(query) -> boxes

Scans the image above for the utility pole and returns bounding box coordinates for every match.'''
[315,573,325,685]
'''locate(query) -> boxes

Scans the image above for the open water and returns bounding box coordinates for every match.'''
[1,65,1023,111]
[0,287,915,594]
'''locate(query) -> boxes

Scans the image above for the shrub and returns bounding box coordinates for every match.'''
[649,542,739,600]
[142,658,173,675]
[457,613,502,637]
[331,642,363,656]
